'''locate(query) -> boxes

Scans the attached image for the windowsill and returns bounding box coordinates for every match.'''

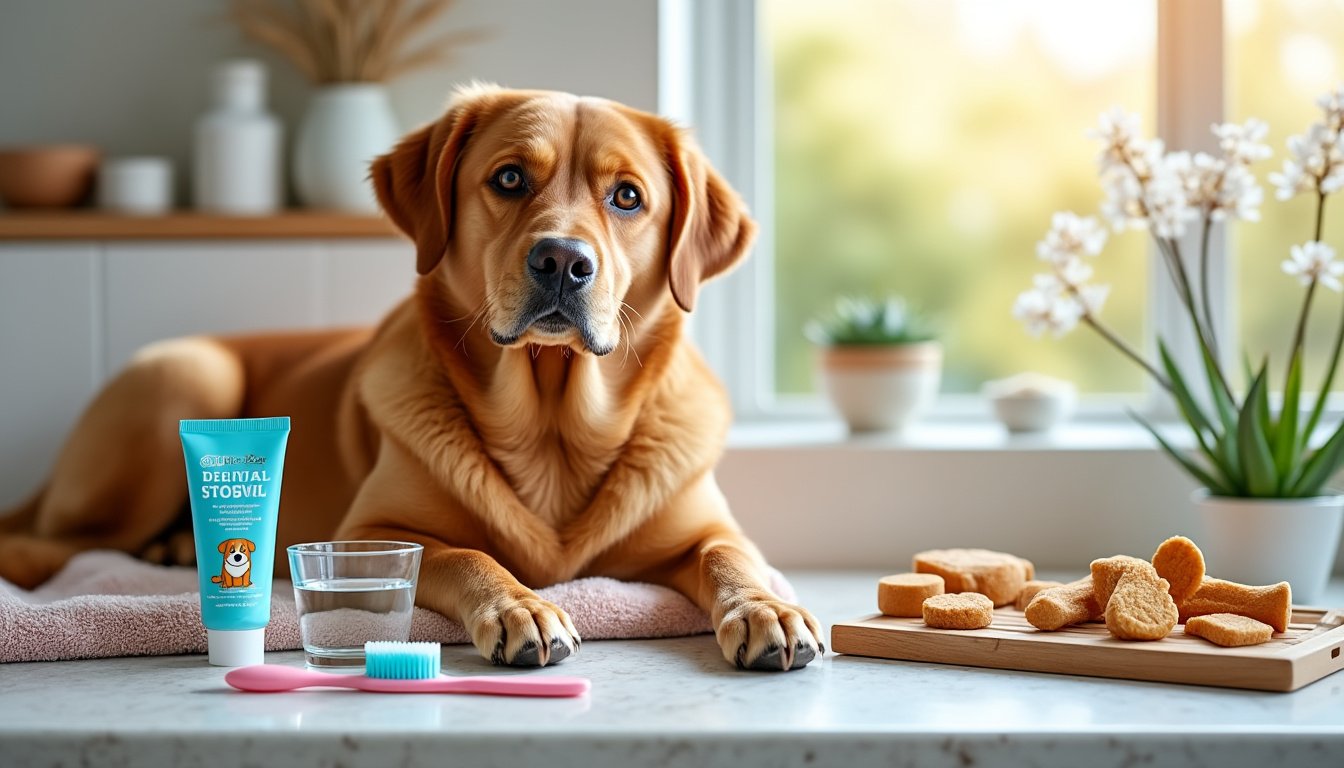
[728,418,1169,452]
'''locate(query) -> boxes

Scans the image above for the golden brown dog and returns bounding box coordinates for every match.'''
[212,538,255,589]
[0,85,822,670]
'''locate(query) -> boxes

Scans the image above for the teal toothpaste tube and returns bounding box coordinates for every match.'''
[179,417,290,667]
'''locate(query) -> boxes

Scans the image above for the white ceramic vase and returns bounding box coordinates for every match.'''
[1193,489,1344,605]
[194,60,282,214]
[293,84,400,212]
[818,342,942,432]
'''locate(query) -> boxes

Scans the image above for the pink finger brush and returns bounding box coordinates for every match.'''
[225,641,590,698]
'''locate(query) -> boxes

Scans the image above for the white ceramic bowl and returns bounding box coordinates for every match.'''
[983,374,1076,433]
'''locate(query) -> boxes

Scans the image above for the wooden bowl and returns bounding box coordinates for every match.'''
[0,144,100,208]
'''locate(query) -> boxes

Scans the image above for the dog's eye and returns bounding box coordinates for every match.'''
[490,165,527,195]
[611,183,642,212]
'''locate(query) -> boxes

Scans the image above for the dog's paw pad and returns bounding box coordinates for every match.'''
[503,637,574,667]
[507,640,542,667]
[744,641,816,672]
[546,636,573,665]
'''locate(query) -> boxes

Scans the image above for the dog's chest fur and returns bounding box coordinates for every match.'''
[482,350,627,527]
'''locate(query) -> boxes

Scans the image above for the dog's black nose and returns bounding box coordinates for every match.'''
[527,238,596,292]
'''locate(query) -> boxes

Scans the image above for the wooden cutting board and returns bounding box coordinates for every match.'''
[831,606,1344,692]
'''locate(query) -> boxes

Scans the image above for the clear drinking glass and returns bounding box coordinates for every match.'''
[287,541,423,669]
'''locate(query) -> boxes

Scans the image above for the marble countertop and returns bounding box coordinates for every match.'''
[2,571,1343,768]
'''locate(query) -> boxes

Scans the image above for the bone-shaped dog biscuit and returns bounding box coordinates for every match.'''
[1014,580,1064,611]
[913,548,1034,607]
[1178,577,1291,633]
[877,573,945,618]
[1024,577,1102,630]
[1151,535,1205,606]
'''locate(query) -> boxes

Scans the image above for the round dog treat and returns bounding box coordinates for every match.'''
[913,548,1033,607]
[1152,536,1205,606]
[1178,577,1292,633]
[1014,580,1064,611]
[1183,613,1274,647]
[878,573,945,618]
[1024,577,1102,630]
[922,592,994,630]
[1104,570,1178,641]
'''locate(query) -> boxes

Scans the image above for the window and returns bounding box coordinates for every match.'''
[668,0,1332,420]
[1229,0,1344,388]
[765,0,1155,397]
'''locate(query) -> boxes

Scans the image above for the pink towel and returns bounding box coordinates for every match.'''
[0,550,794,663]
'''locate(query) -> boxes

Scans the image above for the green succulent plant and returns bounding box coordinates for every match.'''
[806,296,936,347]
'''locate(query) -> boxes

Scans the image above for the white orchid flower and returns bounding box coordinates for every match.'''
[1013,276,1084,338]
[1212,118,1272,165]
[1035,212,1107,266]
[1283,241,1344,291]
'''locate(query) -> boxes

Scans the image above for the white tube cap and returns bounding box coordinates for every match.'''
[207,628,266,667]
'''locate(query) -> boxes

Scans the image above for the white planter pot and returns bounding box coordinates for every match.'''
[1194,489,1344,605]
[818,342,942,433]
[293,84,400,212]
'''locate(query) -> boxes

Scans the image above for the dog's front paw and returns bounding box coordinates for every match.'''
[716,598,823,671]
[468,593,581,667]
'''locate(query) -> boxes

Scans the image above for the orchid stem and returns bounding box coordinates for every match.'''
[1302,191,1336,446]
[1082,314,1172,393]
[1199,215,1219,362]
[1162,236,1235,402]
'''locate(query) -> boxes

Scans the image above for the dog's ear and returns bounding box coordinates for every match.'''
[218,541,229,553]
[664,128,758,312]
[370,91,495,275]
[244,540,256,553]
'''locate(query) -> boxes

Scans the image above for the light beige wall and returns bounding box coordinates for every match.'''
[0,0,660,205]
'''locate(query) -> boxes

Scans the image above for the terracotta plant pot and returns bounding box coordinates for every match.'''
[0,144,100,208]
[818,342,942,432]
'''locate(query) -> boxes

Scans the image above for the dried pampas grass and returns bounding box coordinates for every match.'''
[230,0,483,83]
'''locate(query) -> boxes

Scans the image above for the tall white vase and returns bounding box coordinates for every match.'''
[1194,489,1344,605]
[194,60,282,214]
[293,84,400,212]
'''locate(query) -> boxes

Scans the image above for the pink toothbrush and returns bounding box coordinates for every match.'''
[226,640,589,697]
[225,664,591,697]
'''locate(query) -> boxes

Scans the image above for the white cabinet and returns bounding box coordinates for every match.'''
[0,238,413,508]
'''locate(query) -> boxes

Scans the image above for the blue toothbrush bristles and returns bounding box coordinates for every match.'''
[364,641,442,679]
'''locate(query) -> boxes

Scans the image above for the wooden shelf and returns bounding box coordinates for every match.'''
[0,211,401,240]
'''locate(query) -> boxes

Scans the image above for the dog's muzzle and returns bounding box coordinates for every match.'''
[489,238,614,355]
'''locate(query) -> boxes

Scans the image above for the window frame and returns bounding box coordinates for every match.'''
[662,0,1248,424]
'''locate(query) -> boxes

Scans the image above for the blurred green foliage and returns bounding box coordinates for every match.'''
[767,0,1152,394]
[805,296,936,346]
[1230,0,1344,389]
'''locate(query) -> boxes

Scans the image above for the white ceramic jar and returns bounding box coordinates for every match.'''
[193,60,282,214]
[98,156,173,215]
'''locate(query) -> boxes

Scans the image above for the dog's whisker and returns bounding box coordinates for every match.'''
[454,287,505,354]
[617,307,643,369]
[619,301,644,320]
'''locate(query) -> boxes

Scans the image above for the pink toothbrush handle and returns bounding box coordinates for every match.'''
[225,665,590,698]
[359,675,591,697]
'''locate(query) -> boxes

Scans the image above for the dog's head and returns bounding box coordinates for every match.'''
[371,85,756,356]
[218,539,254,567]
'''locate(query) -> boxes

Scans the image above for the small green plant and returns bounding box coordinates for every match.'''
[806,296,935,347]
